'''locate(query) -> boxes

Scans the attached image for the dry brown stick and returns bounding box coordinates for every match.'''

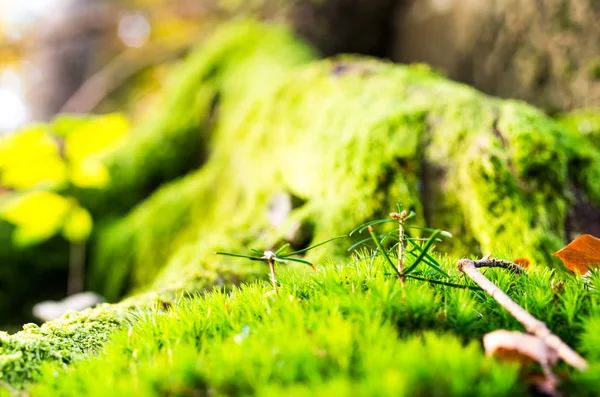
[472,256,526,274]
[458,258,588,371]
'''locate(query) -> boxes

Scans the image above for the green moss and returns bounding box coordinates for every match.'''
[93,58,430,297]
[556,108,600,148]
[451,102,569,263]
[554,108,600,206]
[24,250,600,396]
[0,270,255,388]
[0,304,124,388]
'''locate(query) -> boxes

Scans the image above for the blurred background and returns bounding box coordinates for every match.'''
[2,0,598,133]
[0,0,598,328]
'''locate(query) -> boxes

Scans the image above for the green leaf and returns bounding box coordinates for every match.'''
[51,114,90,137]
[404,248,449,279]
[215,252,262,261]
[64,113,129,161]
[349,219,395,236]
[0,127,68,190]
[12,225,57,247]
[283,236,346,257]
[403,230,449,278]
[403,274,479,290]
[275,243,291,256]
[347,234,391,252]
[405,248,443,272]
[368,227,401,278]
[406,226,452,238]
[285,256,316,270]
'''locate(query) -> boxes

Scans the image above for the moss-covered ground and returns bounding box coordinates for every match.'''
[0,262,257,390]
[8,245,600,397]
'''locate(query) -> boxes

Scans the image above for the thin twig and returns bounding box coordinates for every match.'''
[471,257,525,274]
[458,258,588,370]
[67,242,86,295]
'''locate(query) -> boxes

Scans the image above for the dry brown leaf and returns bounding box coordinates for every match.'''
[484,330,560,396]
[553,234,600,275]
[483,330,559,367]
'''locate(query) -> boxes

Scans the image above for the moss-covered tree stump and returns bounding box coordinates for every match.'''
[92,22,600,300]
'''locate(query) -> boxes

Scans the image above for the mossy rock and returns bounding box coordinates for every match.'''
[92,26,600,299]
[88,20,317,299]
[554,108,600,237]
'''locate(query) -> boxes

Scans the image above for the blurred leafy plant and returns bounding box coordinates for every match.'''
[0,191,92,247]
[0,113,129,247]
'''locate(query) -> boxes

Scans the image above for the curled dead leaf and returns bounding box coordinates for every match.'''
[553,234,600,275]
[484,330,560,396]
[483,330,559,367]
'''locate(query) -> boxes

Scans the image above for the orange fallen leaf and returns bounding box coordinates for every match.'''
[553,234,600,275]
[514,257,531,268]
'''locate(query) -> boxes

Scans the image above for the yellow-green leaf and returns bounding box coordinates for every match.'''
[64,113,129,162]
[0,127,68,189]
[70,160,110,189]
[0,191,71,246]
[62,206,93,242]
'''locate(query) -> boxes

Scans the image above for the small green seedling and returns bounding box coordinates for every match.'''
[389,208,409,283]
[349,203,477,290]
[216,236,345,294]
